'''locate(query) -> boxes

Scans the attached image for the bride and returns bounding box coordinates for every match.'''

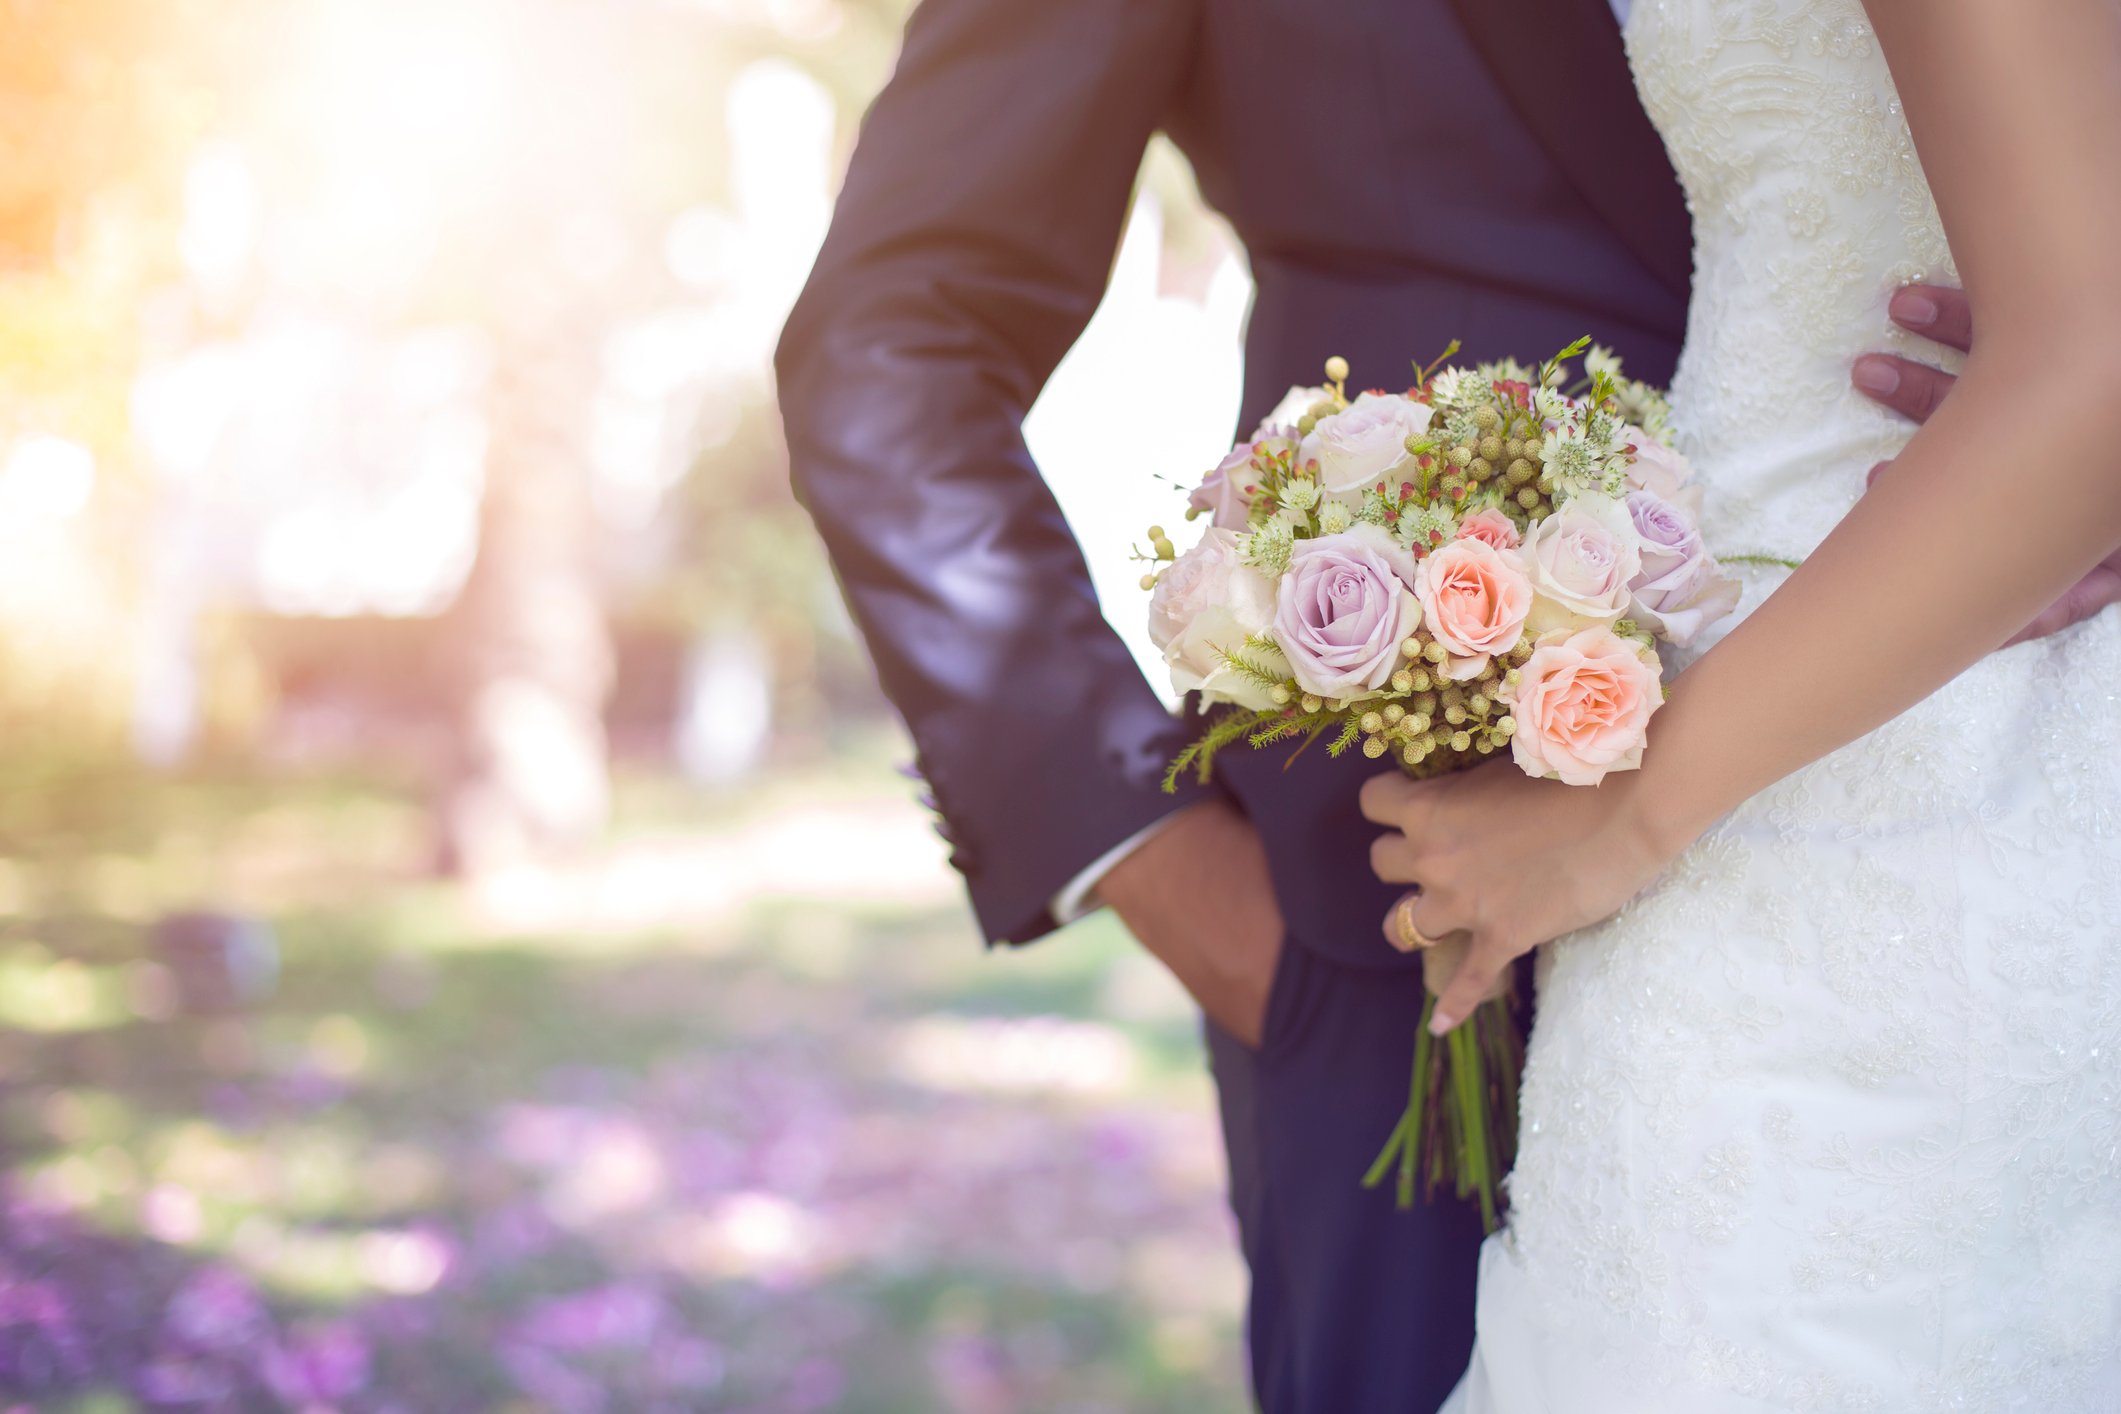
[1360,0,2121,1408]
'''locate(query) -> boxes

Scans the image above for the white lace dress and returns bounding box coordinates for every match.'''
[1443,2,2121,1409]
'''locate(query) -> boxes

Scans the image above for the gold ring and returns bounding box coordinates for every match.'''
[1392,895,1434,953]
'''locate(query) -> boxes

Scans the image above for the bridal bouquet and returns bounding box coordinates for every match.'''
[1139,339,1743,1229]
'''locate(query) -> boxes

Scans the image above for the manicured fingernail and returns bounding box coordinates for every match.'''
[1892,289,1940,327]
[1852,358,1900,396]
[1428,1008,1458,1036]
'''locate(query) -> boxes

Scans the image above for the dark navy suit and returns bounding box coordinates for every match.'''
[776,1,1692,1406]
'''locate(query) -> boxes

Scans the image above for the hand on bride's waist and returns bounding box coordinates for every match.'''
[1855,284,2121,645]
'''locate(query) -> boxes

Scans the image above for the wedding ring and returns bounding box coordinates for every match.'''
[1392,895,1435,953]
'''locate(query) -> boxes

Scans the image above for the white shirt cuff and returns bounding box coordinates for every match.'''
[1050,813,1186,924]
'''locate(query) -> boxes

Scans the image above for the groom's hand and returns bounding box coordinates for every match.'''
[1855,284,2121,644]
[1096,799,1284,1048]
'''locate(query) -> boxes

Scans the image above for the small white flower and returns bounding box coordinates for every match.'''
[1585,344,1623,380]
[1535,386,1576,426]
[1239,520,1295,576]
[1477,357,1534,386]
[1541,424,1604,496]
[1318,500,1355,535]
[1280,477,1321,513]
[1615,381,1675,443]
[1399,502,1459,551]
[1429,367,1471,405]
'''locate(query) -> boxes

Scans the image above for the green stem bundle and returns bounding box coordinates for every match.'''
[1360,992,1523,1233]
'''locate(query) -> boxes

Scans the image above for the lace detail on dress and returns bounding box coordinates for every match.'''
[1458,3,2121,1410]
[1624,0,1961,580]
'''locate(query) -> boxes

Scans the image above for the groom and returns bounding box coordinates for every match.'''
[775,0,2118,1407]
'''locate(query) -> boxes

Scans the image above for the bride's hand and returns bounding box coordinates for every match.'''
[1360,761,1682,1034]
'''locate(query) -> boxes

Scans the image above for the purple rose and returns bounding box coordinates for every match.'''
[1625,490,1741,646]
[1271,527,1422,700]
[1189,439,1278,531]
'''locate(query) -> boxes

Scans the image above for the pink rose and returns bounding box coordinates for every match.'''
[1455,507,1521,552]
[1148,528,1281,710]
[1520,497,1643,634]
[1414,539,1533,681]
[1622,426,1703,516]
[1508,627,1662,786]
[1271,529,1422,701]
[1625,490,1742,647]
[1190,443,1262,531]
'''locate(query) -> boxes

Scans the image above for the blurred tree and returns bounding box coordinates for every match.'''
[0,0,227,434]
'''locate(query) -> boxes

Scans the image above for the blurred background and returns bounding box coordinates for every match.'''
[0,0,1259,1409]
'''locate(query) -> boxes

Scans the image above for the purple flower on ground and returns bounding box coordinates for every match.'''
[137,1352,236,1406]
[0,1272,89,1385]
[264,1320,371,1404]
[515,1282,663,1352]
[164,1268,269,1353]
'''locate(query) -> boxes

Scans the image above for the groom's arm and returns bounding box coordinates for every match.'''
[1855,286,2121,642]
[776,0,1211,948]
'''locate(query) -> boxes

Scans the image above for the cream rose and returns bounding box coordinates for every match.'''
[1414,538,1534,681]
[1298,392,1433,499]
[1148,529,1282,710]
[1253,384,1334,441]
[1520,496,1644,634]
[1508,627,1662,786]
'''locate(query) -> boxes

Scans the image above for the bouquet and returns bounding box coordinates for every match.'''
[1139,339,1745,1230]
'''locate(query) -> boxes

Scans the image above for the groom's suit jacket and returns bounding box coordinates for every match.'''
[777,0,1692,966]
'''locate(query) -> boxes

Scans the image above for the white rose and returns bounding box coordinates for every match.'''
[1297,392,1434,499]
[1519,494,1644,635]
[1252,384,1334,441]
[1147,528,1282,710]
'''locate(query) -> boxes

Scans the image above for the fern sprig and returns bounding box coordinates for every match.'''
[1162,707,1283,793]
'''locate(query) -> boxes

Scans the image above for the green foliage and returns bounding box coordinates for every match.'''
[1162,706,1281,793]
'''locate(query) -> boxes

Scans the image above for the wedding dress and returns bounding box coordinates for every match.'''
[1443,2,2121,1409]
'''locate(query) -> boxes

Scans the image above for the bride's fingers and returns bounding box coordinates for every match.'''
[1357,772,1416,826]
[1429,941,1512,1036]
[1406,888,1467,949]
[1368,831,1421,884]
[1382,891,1430,953]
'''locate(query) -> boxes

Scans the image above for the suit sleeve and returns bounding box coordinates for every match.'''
[775,0,1208,947]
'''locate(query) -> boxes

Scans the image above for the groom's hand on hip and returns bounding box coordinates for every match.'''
[1096,799,1284,1049]
[1855,284,2121,644]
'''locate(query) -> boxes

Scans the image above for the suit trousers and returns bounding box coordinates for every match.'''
[1206,938,1490,1412]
